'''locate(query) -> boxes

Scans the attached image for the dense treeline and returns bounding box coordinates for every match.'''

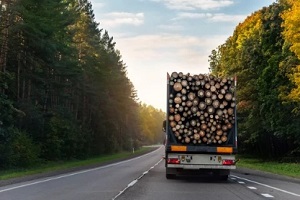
[0,0,165,169]
[209,0,300,159]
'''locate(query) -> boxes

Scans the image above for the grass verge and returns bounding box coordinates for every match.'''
[237,156,300,179]
[0,146,156,181]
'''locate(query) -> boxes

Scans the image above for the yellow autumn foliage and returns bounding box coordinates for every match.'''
[235,11,262,49]
[281,0,300,102]
[281,0,300,59]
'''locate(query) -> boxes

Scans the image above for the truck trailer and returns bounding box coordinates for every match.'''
[164,72,238,180]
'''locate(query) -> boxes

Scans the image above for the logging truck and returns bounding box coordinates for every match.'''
[164,72,238,180]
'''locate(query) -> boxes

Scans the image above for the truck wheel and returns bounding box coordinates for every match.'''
[220,175,228,181]
[166,174,176,179]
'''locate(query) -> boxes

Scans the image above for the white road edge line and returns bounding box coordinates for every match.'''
[0,146,163,193]
[112,159,163,200]
[231,175,300,197]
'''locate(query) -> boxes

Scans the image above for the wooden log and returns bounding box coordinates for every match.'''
[178,106,184,112]
[170,121,176,128]
[181,79,188,87]
[211,93,217,100]
[186,100,193,107]
[174,96,182,104]
[194,133,200,140]
[199,130,205,137]
[218,93,224,100]
[227,108,234,115]
[221,136,227,142]
[207,106,215,114]
[174,114,181,122]
[216,129,223,136]
[169,107,175,113]
[198,102,206,110]
[178,72,183,78]
[212,100,220,108]
[193,97,199,106]
[225,93,233,101]
[198,74,204,80]
[205,98,212,105]
[190,120,197,127]
[171,72,178,79]
[173,82,182,91]
[188,92,196,101]
[201,123,207,130]
[184,137,191,143]
[205,83,211,90]
[205,90,212,98]
[191,106,198,114]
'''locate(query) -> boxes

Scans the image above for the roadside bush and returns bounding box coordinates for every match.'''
[43,114,89,160]
[8,128,41,168]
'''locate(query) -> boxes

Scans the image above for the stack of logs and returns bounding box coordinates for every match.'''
[168,72,236,145]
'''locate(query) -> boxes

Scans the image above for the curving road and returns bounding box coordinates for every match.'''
[0,146,299,200]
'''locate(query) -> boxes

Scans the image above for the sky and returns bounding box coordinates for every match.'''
[89,0,276,111]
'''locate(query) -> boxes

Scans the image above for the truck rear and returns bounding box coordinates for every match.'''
[164,72,237,180]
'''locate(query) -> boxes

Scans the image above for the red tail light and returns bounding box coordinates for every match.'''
[222,159,235,165]
[167,158,180,164]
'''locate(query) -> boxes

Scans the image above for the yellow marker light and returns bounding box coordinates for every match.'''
[171,145,187,152]
[217,147,233,153]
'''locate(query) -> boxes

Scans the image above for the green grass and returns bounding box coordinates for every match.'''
[236,156,300,179]
[0,146,155,180]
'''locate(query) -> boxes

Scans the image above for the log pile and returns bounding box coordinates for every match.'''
[168,72,236,145]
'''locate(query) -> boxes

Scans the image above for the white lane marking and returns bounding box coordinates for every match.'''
[261,194,274,198]
[143,171,149,175]
[238,181,245,184]
[0,147,163,193]
[231,175,300,197]
[247,186,257,190]
[128,180,138,187]
[230,178,237,180]
[112,159,163,200]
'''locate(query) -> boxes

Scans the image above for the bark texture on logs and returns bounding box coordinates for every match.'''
[168,72,236,145]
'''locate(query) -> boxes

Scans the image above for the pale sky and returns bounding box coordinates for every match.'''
[90,0,276,111]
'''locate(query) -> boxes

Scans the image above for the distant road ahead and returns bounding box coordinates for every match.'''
[0,146,299,200]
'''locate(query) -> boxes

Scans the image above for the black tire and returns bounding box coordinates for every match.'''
[220,175,228,181]
[166,174,176,179]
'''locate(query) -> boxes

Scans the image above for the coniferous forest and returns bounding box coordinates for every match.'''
[0,0,165,169]
[209,0,300,159]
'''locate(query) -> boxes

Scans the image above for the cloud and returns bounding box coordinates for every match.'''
[116,33,228,74]
[151,0,234,10]
[158,24,183,31]
[174,12,246,23]
[209,13,246,22]
[92,3,104,9]
[99,12,144,28]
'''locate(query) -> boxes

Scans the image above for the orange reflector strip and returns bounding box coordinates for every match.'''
[217,147,233,153]
[171,145,187,152]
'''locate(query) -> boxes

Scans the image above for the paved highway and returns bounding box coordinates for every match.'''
[0,146,299,200]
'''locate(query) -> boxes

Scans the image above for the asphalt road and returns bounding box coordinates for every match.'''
[0,146,299,200]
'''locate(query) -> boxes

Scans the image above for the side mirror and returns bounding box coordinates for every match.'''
[162,120,166,132]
